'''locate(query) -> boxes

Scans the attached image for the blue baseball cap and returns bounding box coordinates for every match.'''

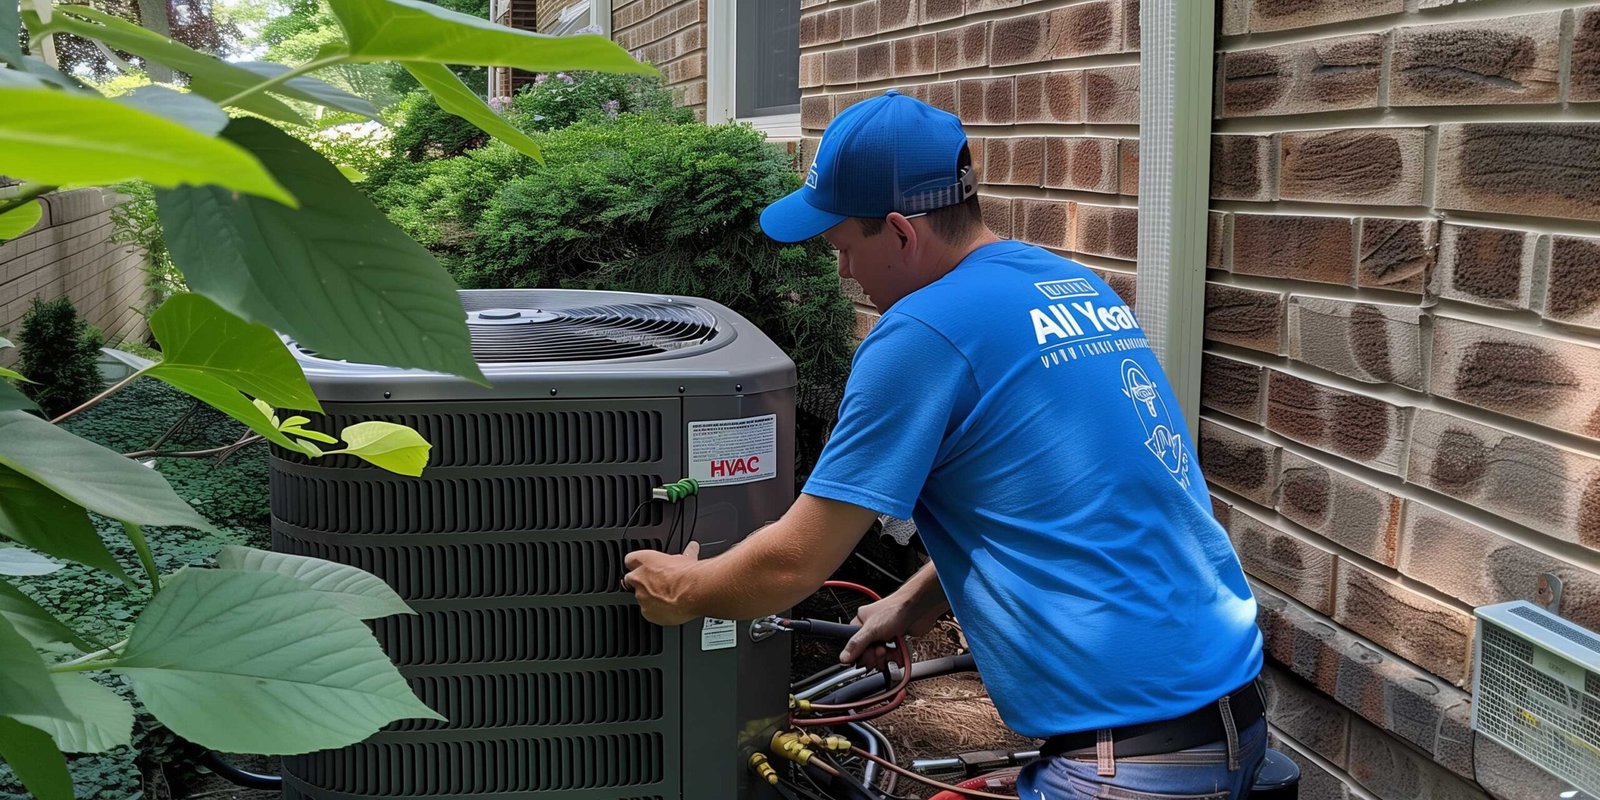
[760,89,977,244]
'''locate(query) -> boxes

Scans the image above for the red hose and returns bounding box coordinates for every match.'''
[927,769,1020,800]
[791,580,910,725]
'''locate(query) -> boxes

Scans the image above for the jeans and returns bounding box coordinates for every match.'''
[1017,717,1268,800]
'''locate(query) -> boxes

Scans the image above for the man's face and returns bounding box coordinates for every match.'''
[822,217,915,311]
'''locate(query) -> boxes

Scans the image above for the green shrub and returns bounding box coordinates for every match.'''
[110,181,186,306]
[300,121,394,178]
[506,69,691,133]
[388,89,489,161]
[464,117,854,423]
[17,295,107,417]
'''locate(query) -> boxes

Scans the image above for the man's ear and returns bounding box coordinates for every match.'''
[886,212,919,251]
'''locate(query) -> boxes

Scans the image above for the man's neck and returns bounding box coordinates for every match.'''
[927,225,1003,283]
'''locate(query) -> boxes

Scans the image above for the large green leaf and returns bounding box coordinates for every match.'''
[112,86,227,136]
[0,412,214,533]
[0,615,68,719]
[26,7,305,124]
[217,546,412,620]
[225,61,379,119]
[0,545,61,577]
[117,568,443,754]
[0,2,77,92]
[0,717,71,800]
[12,675,134,754]
[335,421,431,476]
[406,62,541,161]
[0,466,128,582]
[0,579,91,652]
[147,369,296,448]
[149,294,320,410]
[158,119,484,384]
[0,381,36,413]
[2,0,22,64]
[328,0,649,72]
[0,199,41,241]
[0,88,295,206]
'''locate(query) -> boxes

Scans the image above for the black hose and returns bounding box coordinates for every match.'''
[793,662,854,693]
[815,653,977,705]
[200,750,282,790]
[785,618,863,639]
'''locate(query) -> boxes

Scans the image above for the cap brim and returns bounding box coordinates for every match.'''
[760,189,848,244]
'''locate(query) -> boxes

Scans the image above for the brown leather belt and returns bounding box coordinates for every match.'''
[1039,680,1265,760]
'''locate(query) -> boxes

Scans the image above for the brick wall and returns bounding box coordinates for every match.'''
[1204,1,1600,798]
[798,0,1142,337]
[613,0,708,117]
[0,188,150,361]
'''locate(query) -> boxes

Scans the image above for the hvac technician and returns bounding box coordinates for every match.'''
[623,90,1267,800]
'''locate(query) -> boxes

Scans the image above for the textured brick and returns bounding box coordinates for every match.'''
[846,1,878,40]
[1267,371,1409,473]
[1014,71,1083,124]
[856,42,891,82]
[878,0,916,32]
[1201,419,1280,505]
[1574,6,1600,103]
[1262,666,1350,766]
[1233,214,1353,285]
[1437,123,1600,223]
[1084,65,1138,124]
[1045,137,1120,194]
[1230,509,1338,615]
[978,194,1013,240]
[799,52,825,88]
[892,33,938,78]
[1390,12,1561,107]
[1288,296,1424,389]
[1431,316,1600,438]
[1544,234,1600,329]
[1210,134,1277,202]
[1358,218,1433,295]
[1430,224,1535,310]
[958,77,1015,125]
[1280,129,1426,206]
[1250,0,1401,32]
[1097,269,1136,307]
[1220,0,1248,36]
[1269,739,1348,800]
[1347,717,1486,799]
[1051,0,1120,59]
[800,95,833,131]
[1205,283,1282,354]
[1336,562,1474,686]
[1208,211,1229,269]
[922,80,958,114]
[1017,199,1072,250]
[983,136,1044,187]
[920,0,963,24]
[1407,409,1600,552]
[1119,139,1138,196]
[988,10,1052,67]
[1278,451,1401,566]
[1120,0,1138,52]
[824,48,858,85]
[1201,353,1265,423]
[966,0,1020,11]
[1401,502,1600,631]
[1073,204,1137,261]
[936,22,989,72]
[832,90,879,119]
[1222,35,1384,118]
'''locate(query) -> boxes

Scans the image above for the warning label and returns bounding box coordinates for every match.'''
[688,414,777,487]
[702,617,737,651]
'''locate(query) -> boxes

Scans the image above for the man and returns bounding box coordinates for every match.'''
[623,90,1266,799]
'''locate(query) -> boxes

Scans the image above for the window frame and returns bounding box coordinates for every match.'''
[706,0,801,139]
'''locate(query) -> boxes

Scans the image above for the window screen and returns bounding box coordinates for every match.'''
[734,0,801,118]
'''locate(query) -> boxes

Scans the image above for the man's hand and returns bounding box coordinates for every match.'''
[839,594,946,669]
[623,542,702,626]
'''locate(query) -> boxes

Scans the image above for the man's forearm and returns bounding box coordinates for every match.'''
[895,561,950,623]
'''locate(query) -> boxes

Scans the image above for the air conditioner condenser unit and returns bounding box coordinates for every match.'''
[270,289,797,799]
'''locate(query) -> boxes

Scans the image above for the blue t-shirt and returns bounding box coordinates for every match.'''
[804,240,1263,739]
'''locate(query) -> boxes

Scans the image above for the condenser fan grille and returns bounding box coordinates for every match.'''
[468,302,719,362]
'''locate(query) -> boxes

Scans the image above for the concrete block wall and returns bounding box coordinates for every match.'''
[0,187,149,363]
[613,0,708,117]
[1205,1,1600,797]
[798,0,1142,336]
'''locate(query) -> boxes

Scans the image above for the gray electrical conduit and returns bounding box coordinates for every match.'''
[812,653,978,705]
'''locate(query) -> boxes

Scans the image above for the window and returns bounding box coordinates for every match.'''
[548,0,611,38]
[708,0,802,138]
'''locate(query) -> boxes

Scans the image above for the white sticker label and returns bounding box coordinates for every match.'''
[1532,648,1585,691]
[702,617,737,651]
[688,414,777,487]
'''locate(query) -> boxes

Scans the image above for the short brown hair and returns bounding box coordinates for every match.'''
[854,195,985,243]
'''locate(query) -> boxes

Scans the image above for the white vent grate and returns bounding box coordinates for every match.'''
[1472,601,1600,797]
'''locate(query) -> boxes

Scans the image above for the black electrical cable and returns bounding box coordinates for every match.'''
[200,751,282,790]
[684,492,699,551]
[814,654,978,705]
